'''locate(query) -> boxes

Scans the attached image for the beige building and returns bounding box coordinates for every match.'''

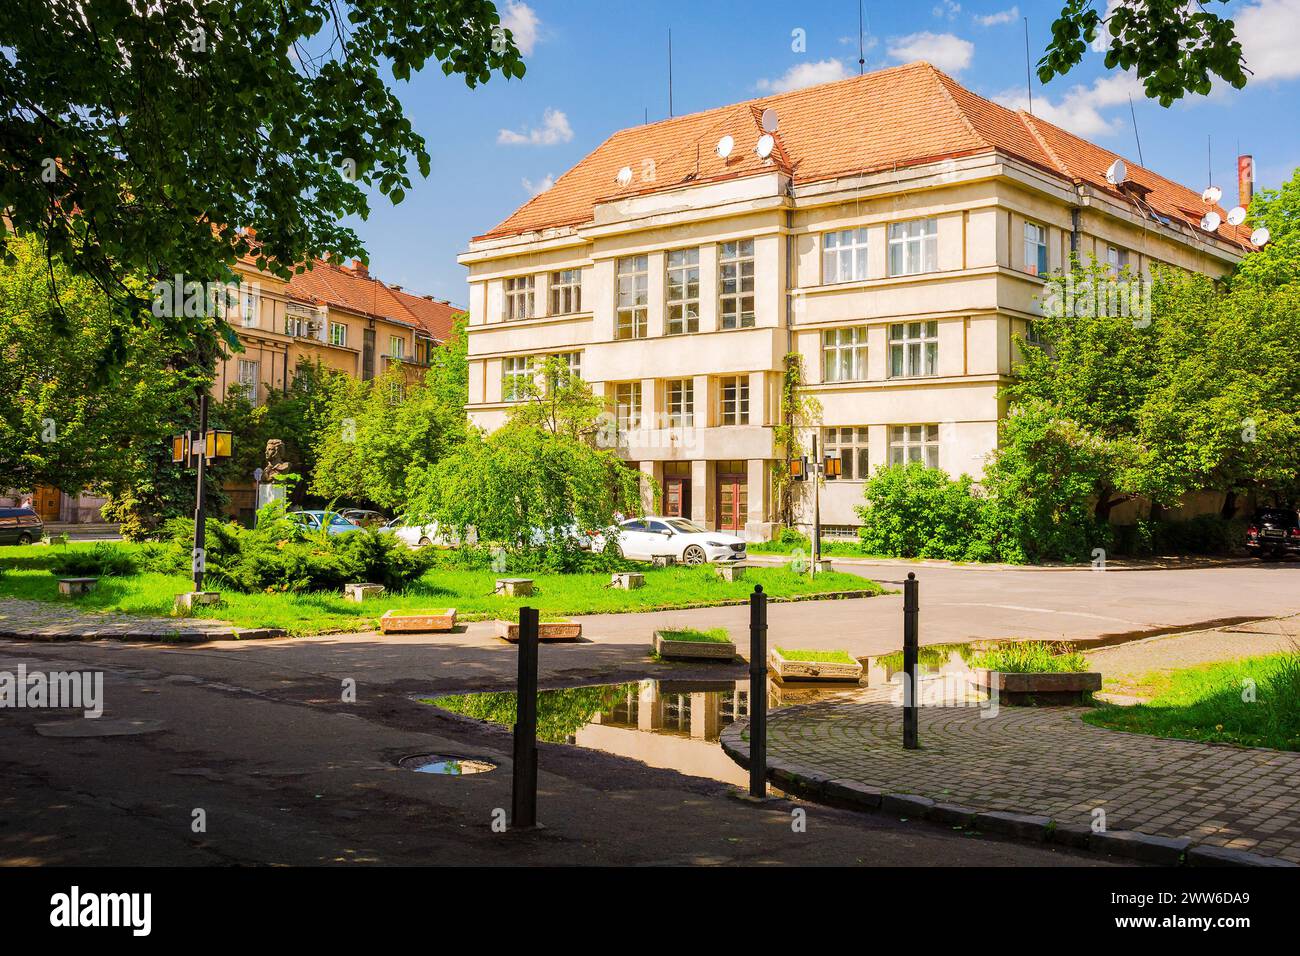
[459,62,1253,540]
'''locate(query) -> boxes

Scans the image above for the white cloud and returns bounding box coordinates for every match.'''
[975,6,1019,27]
[1236,0,1300,83]
[1090,1,1125,52]
[994,71,1143,138]
[756,58,851,93]
[501,2,541,56]
[497,108,573,146]
[521,173,555,196]
[887,32,975,73]
[933,1,962,19]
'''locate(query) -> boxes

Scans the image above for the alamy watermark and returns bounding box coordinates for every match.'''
[0,665,103,718]
[1041,273,1153,328]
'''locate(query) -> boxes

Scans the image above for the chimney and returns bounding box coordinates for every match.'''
[350,258,369,278]
[1238,155,1254,210]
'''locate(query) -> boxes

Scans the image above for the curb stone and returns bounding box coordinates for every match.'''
[1046,821,1095,850]
[1186,845,1296,867]
[881,793,935,818]
[1091,830,1191,865]
[929,803,978,828]
[822,778,884,808]
[975,811,1053,841]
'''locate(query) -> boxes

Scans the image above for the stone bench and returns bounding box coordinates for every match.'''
[57,577,98,596]
[494,577,534,597]
[715,564,747,582]
[344,583,385,603]
[610,571,644,590]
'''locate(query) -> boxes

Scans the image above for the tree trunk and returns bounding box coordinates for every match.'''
[1221,490,1238,520]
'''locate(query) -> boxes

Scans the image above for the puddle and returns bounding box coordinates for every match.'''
[399,753,496,775]
[422,678,856,788]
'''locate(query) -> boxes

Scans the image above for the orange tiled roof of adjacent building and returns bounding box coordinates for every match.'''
[478,61,1252,249]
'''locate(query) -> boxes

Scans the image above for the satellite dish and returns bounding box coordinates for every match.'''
[1226,206,1247,226]
[1251,226,1271,246]
[1105,159,1127,186]
[756,134,775,159]
[1202,185,1222,205]
[1200,211,1221,232]
[615,166,633,187]
[716,135,734,159]
[760,108,779,133]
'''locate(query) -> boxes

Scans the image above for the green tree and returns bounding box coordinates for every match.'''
[1232,168,1300,291]
[0,1,524,362]
[1040,1,1247,106]
[854,462,991,561]
[508,355,605,442]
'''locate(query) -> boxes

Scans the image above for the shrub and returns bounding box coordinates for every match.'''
[429,539,638,575]
[969,641,1088,673]
[855,463,991,561]
[48,543,139,578]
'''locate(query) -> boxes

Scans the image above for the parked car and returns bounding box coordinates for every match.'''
[528,522,611,552]
[1245,507,1300,560]
[339,508,388,528]
[608,516,747,564]
[287,510,362,536]
[380,516,451,548]
[0,507,44,545]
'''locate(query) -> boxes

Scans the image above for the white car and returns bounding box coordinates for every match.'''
[610,516,747,565]
[380,517,451,548]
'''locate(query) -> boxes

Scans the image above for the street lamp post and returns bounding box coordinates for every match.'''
[170,392,232,595]
[789,437,841,576]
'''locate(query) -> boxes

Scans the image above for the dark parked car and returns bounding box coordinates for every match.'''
[0,507,44,545]
[1245,507,1300,560]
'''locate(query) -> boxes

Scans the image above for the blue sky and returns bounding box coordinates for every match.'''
[349,0,1300,305]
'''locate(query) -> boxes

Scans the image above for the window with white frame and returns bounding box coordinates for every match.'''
[285,315,306,337]
[666,248,700,335]
[823,427,870,480]
[389,335,405,360]
[613,382,641,431]
[666,379,694,428]
[887,218,938,276]
[237,359,260,387]
[1023,222,1049,276]
[888,424,940,468]
[822,326,868,382]
[549,351,581,380]
[616,256,648,340]
[822,227,869,284]
[888,320,938,377]
[1106,245,1130,278]
[549,269,582,315]
[329,322,347,347]
[504,275,535,321]
[241,288,259,327]
[501,356,533,401]
[719,376,750,426]
[719,239,755,329]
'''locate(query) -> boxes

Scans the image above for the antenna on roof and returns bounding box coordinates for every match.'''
[1128,95,1144,166]
[858,0,866,75]
[667,29,674,118]
[1023,16,1033,114]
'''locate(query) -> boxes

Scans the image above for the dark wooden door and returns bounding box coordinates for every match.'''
[715,473,747,532]
[664,476,691,518]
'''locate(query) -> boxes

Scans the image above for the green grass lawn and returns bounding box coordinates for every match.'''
[657,627,732,643]
[0,542,882,637]
[968,640,1088,673]
[774,647,857,664]
[1083,652,1300,752]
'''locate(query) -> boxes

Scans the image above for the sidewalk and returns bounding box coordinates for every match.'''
[0,599,282,642]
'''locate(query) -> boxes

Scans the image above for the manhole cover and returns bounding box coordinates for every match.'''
[398,753,496,775]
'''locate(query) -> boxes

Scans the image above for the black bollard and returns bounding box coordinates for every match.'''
[511,606,539,828]
[749,584,768,798]
[903,572,919,750]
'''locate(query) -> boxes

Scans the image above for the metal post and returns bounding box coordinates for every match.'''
[511,606,539,828]
[811,433,821,576]
[903,572,919,749]
[192,390,209,592]
[748,584,768,798]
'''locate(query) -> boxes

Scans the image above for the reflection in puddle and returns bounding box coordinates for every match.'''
[399,753,497,775]
[424,678,858,787]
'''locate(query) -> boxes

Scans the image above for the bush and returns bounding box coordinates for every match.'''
[428,539,639,575]
[1111,515,1247,557]
[48,543,139,578]
[855,463,993,561]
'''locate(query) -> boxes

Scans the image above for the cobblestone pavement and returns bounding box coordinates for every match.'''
[0,599,275,641]
[756,689,1300,862]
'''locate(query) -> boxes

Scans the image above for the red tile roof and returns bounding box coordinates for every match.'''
[479,61,1252,249]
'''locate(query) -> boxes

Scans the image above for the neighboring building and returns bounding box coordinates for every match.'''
[458,61,1253,540]
[217,254,460,406]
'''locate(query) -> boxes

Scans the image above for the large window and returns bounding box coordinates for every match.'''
[889,424,940,468]
[888,218,938,276]
[241,288,259,327]
[667,379,694,428]
[719,376,750,426]
[1023,222,1049,276]
[237,359,260,387]
[389,335,405,360]
[822,326,868,382]
[613,382,641,430]
[329,321,347,347]
[502,356,532,401]
[548,351,581,381]
[666,248,700,335]
[822,227,869,284]
[285,315,306,337]
[504,275,535,321]
[824,427,870,480]
[888,320,938,378]
[616,256,648,340]
[550,269,582,315]
[719,240,755,329]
